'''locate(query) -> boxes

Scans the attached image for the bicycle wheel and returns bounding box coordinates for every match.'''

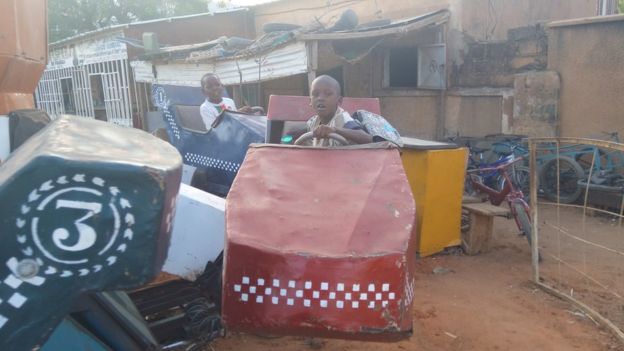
[514,165,531,199]
[511,200,532,248]
[539,155,585,204]
[496,166,530,197]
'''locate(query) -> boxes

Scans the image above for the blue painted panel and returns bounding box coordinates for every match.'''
[0,117,182,350]
[152,84,266,195]
[40,317,111,351]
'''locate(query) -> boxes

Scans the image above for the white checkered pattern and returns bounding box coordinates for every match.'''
[0,258,46,330]
[231,277,397,310]
[0,274,30,330]
[184,153,241,173]
[164,109,181,139]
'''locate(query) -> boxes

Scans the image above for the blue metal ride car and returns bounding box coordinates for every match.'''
[152,84,266,196]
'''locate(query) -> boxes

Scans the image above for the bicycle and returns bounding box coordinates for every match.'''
[465,156,534,251]
[489,138,585,204]
[461,138,520,193]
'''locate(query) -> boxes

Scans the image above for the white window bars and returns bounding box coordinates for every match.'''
[597,0,619,15]
[35,59,134,127]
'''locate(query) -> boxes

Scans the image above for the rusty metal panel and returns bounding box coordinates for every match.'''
[0,0,47,113]
[223,145,417,340]
[0,0,47,63]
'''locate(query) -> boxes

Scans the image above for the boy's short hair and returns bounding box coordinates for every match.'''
[201,73,220,88]
[311,75,341,95]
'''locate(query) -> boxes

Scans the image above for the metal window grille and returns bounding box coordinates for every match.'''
[35,69,67,117]
[597,0,619,15]
[84,59,133,127]
[35,59,134,127]
[72,67,95,118]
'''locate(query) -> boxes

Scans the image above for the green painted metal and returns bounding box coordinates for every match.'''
[0,116,182,350]
[40,317,111,351]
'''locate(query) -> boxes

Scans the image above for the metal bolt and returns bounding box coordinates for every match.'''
[16,259,39,279]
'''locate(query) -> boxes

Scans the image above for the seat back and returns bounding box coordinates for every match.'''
[174,105,207,133]
[267,95,381,121]
[265,95,381,143]
[152,84,206,144]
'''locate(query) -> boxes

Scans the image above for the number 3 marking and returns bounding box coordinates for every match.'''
[52,200,102,252]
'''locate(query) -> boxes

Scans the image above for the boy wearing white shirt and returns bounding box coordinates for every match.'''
[199,73,250,129]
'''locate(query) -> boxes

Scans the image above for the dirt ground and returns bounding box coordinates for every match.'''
[537,204,624,333]
[208,213,622,351]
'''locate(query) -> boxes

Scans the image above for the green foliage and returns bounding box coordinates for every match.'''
[49,0,211,42]
[620,0,624,13]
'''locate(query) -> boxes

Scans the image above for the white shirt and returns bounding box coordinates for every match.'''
[199,97,237,129]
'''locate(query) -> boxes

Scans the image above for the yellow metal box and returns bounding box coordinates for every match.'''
[401,137,468,256]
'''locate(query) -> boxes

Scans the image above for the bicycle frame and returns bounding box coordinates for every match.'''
[467,152,515,188]
[467,156,531,238]
[468,157,526,206]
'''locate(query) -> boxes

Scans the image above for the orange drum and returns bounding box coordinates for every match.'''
[222,144,417,340]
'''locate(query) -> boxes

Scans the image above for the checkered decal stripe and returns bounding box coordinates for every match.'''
[184,153,241,173]
[231,277,398,310]
[0,258,46,330]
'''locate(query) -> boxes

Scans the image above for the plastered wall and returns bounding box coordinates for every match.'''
[548,17,624,139]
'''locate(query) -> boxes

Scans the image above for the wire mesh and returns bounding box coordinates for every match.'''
[529,137,624,342]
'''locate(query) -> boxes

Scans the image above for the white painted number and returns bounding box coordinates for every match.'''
[52,200,102,252]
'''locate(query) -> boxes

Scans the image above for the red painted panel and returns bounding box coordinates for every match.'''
[267,95,381,121]
[223,145,416,340]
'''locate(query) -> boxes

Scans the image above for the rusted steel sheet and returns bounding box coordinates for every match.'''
[0,0,48,114]
[223,145,417,340]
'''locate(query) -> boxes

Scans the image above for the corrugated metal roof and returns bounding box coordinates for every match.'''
[149,41,307,86]
[133,10,449,85]
[297,9,450,40]
[50,9,249,47]
[141,31,295,63]
[140,10,448,64]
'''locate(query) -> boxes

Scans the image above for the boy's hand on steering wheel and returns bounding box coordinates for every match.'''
[313,125,336,139]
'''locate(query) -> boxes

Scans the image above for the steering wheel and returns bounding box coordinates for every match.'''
[294,132,348,146]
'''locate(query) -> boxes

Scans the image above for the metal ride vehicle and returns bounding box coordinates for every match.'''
[222,95,415,339]
[222,141,417,340]
[153,90,418,341]
[151,84,266,197]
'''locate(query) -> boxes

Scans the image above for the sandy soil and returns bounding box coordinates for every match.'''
[208,214,622,351]
[537,204,624,332]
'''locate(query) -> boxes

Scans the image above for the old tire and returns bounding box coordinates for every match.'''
[512,201,532,247]
[539,156,584,204]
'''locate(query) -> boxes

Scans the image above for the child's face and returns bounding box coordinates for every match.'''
[202,76,224,102]
[310,80,342,120]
